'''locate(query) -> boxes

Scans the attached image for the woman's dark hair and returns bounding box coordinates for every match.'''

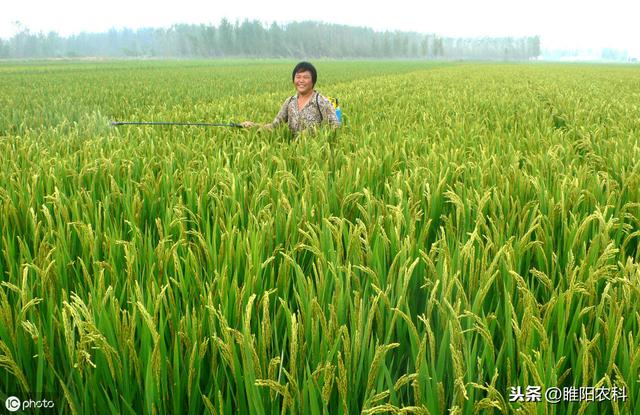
[292,61,317,86]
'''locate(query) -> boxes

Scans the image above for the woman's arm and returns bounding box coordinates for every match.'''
[269,99,290,129]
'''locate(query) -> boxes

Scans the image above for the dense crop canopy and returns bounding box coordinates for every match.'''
[0,60,639,414]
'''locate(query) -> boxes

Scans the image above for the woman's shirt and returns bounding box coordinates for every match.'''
[270,91,339,135]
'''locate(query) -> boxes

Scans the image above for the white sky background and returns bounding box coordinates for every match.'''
[1,0,639,54]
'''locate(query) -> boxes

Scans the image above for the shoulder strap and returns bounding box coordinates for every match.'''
[315,92,323,122]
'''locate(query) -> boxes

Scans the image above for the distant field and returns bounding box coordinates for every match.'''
[0,60,639,414]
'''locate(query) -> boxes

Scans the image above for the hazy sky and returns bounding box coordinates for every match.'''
[2,0,639,53]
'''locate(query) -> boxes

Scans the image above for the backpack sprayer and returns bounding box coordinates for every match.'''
[325,96,342,124]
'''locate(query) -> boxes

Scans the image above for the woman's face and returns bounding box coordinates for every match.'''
[293,70,314,95]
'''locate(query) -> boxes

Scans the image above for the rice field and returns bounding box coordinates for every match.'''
[0,60,639,414]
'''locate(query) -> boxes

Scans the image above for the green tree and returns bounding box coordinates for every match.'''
[218,18,235,56]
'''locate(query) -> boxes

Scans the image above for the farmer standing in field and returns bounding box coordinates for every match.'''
[241,61,339,135]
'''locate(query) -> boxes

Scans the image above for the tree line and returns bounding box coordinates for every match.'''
[0,20,541,60]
